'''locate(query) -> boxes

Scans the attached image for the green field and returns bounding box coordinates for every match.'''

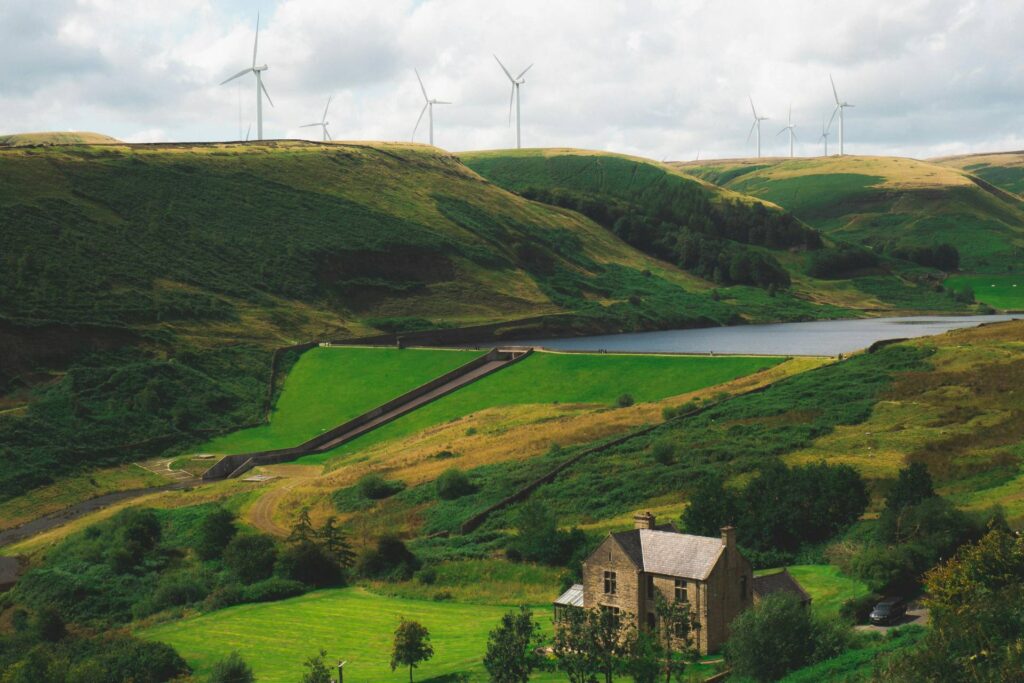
[945,274,1024,310]
[756,565,870,618]
[300,351,782,463]
[198,347,481,455]
[142,587,548,682]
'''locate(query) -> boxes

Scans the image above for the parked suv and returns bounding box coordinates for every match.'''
[869,598,907,625]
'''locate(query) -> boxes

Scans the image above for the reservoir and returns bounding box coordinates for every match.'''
[513,315,1020,356]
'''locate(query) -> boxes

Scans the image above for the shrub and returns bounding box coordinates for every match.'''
[436,468,476,500]
[839,592,884,624]
[224,534,278,584]
[243,577,307,603]
[276,543,343,588]
[415,567,438,585]
[616,393,635,408]
[195,507,237,560]
[32,607,66,642]
[357,536,422,581]
[357,473,406,500]
[650,438,675,465]
[203,583,245,611]
[506,500,588,567]
[138,570,210,616]
[209,651,255,683]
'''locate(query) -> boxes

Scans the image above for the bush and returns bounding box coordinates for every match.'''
[357,536,422,581]
[243,577,307,603]
[415,567,438,585]
[616,393,635,408]
[839,592,884,624]
[224,534,278,584]
[357,473,406,500]
[195,507,237,560]
[506,500,588,567]
[650,438,675,465]
[137,570,210,616]
[436,468,476,500]
[209,651,255,683]
[276,543,343,588]
[32,607,66,642]
[203,583,245,611]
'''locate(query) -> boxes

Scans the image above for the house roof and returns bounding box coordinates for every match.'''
[611,529,725,580]
[554,583,584,607]
[753,569,811,603]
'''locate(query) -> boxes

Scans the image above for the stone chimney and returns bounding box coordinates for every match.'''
[634,511,657,530]
[721,526,736,548]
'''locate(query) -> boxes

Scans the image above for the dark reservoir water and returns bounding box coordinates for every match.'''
[512,315,1020,356]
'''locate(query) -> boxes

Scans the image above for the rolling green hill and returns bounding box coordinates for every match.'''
[674,155,1024,272]
[936,150,1024,196]
[0,131,121,146]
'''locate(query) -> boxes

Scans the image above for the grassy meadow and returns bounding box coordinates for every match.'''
[299,350,783,464]
[755,565,870,618]
[196,347,482,455]
[945,273,1024,310]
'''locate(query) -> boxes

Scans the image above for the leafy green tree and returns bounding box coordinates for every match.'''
[653,595,695,682]
[885,462,935,513]
[32,606,66,642]
[436,468,476,500]
[552,606,600,683]
[507,500,585,566]
[224,533,278,583]
[300,649,333,683]
[482,606,543,683]
[357,536,421,580]
[391,619,434,682]
[588,607,629,683]
[622,628,663,683]
[276,542,342,587]
[196,506,237,560]
[317,516,355,568]
[681,474,738,537]
[209,651,255,683]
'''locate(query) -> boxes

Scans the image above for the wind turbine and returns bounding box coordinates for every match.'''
[747,96,769,158]
[777,105,797,158]
[220,13,273,141]
[828,75,854,156]
[494,55,532,149]
[301,96,333,141]
[412,69,451,146]
[819,116,830,156]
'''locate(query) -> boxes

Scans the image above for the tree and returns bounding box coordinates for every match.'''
[391,619,434,682]
[552,606,600,683]
[885,462,935,513]
[196,506,237,560]
[653,595,695,682]
[287,507,317,546]
[436,468,476,500]
[724,594,822,682]
[588,607,629,683]
[209,651,255,683]
[483,606,543,683]
[276,541,342,587]
[317,516,355,568]
[622,628,663,683]
[680,474,737,537]
[507,500,585,566]
[357,536,421,580]
[300,649,333,683]
[224,533,278,583]
[32,606,66,643]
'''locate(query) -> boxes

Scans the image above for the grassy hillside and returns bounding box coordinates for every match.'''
[676,155,1024,272]
[464,149,979,312]
[936,150,1024,195]
[0,131,121,146]
[945,273,1024,310]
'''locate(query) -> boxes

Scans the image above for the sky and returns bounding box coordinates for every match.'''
[1,0,1022,161]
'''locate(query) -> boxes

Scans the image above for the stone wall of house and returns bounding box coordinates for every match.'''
[703,528,753,652]
[582,536,640,620]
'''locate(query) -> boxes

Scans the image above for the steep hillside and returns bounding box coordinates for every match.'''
[675,155,1024,272]
[935,150,1024,196]
[464,149,977,312]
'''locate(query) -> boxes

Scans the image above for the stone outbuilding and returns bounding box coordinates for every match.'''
[555,512,754,654]
[752,568,812,607]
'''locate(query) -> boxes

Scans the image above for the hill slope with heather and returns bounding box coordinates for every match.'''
[935,150,1024,196]
[673,155,1024,272]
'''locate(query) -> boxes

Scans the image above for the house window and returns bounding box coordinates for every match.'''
[646,575,655,600]
[603,570,617,595]
[674,578,688,602]
[740,575,748,600]
[600,605,621,629]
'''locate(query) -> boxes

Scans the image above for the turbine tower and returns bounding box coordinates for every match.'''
[777,105,797,158]
[747,96,769,158]
[819,116,830,156]
[412,69,450,146]
[220,13,273,141]
[301,96,334,141]
[494,55,532,149]
[828,75,854,156]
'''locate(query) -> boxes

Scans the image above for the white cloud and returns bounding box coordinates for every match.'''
[0,0,1021,159]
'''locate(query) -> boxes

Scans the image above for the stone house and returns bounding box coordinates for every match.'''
[554,512,753,654]
[752,568,812,607]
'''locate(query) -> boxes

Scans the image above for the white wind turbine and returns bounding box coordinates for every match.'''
[828,74,854,156]
[220,13,273,141]
[777,105,797,158]
[301,97,333,141]
[747,96,769,158]
[412,69,451,146]
[819,116,830,156]
[494,55,532,149]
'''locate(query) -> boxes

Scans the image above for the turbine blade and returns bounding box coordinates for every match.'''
[830,74,840,104]
[300,123,320,127]
[252,12,260,69]
[434,100,452,105]
[792,130,798,141]
[220,68,251,85]
[245,123,251,142]
[415,69,428,101]
[508,85,515,125]
[322,95,332,123]
[776,127,786,136]
[747,119,757,143]
[515,63,533,80]
[827,104,839,130]
[412,102,428,141]
[261,79,274,107]
[749,95,757,118]
[845,103,855,108]
[494,54,515,82]
[325,127,332,141]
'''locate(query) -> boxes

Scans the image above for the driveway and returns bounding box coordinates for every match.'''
[855,607,930,632]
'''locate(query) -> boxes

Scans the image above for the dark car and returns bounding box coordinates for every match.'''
[869,598,907,625]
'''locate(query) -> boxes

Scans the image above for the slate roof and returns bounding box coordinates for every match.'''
[611,529,724,580]
[554,583,585,607]
[753,569,811,603]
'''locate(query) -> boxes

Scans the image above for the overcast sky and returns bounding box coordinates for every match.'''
[1,0,1022,160]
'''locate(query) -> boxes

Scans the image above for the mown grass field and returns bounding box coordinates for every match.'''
[755,565,871,618]
[196,347,482,455]
[300,351,783,464]
[945,274,1024,310]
